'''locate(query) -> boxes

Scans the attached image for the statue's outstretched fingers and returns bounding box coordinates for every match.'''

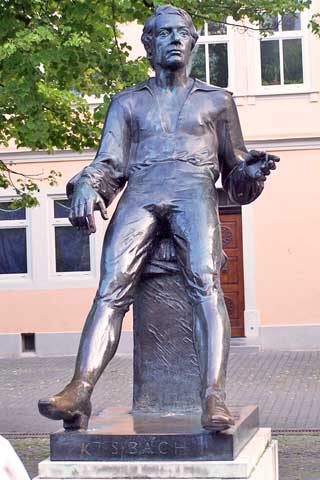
[269,154,280,162]
[255,170,267,181]
[268,160,276,170]
[261,161,271,175]
[97,197,108,220]
[69,215,77,227]
[86,214,96,234]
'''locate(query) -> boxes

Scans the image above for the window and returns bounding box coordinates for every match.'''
[51,197,92,275]
[0,188,100,290]
[260,13,304,87]
[21,333,35,353]
[0,201,30,276]
[190,21,230,88]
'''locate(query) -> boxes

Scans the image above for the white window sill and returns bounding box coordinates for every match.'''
[0,275,98,291]
[0,276,33,290]
[238,90,319,104]
[248,88,318,97]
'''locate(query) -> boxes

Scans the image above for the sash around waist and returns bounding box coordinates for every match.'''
[127,156,220,179]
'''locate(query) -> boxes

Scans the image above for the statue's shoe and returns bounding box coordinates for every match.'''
[38,380,92,430]
[201,396,235,432]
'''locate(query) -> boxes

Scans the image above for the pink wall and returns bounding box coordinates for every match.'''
[254,149,320,326]
[2,12,320,335]
[238,99,320,141]
[0,158,134,334]
[1,288,95,333]
[2,148,320,333]
[0,288,133,334]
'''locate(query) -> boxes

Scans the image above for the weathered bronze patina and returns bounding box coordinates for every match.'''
[39,5,279,432]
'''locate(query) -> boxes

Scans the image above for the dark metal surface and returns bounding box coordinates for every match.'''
[38,5,279,431]
[133,272,200,413]
[50,406,259,461]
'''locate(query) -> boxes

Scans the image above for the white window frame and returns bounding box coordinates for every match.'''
[0,193,32,284]
[254,10,310,94]
[48,193,96,279]
[192,18,235,90]
[0,186,104,290]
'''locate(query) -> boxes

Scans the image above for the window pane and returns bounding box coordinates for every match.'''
[0,228,27,274]
[190,44,206,82]
[281,13,301,31]
[55,226,90,272]
[54,199,71,219]
[208,21,227,35]
[209,43,228,87]
[260,40,280,85]
[0,202,25,221]
[283,39,303,84]
[262,16,279,32]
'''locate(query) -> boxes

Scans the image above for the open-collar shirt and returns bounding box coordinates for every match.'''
[68,78,263,206]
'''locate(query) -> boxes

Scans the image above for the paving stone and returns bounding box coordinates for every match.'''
[1,351,320,433]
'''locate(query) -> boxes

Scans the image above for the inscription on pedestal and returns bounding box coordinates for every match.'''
[76,437,189,460]
[50,406,259,462]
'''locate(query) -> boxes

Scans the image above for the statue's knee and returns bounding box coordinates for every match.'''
[186,269,222,303]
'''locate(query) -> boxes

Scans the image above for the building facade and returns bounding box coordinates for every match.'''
[1,3,320,357]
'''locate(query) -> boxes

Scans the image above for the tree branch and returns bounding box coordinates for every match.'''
[111,0,127,80]
[0,160,44,178]
[143,0,154,9]
[7,168,21,194]
[191,12,275,33]
[42,104,61,115]
[40,0,49,16]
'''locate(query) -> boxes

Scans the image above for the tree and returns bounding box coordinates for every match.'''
[0,0,313,205]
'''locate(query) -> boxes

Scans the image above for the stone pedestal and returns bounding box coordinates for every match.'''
[35,242,280,480]
[133,272,201,413]
[49,406,258,462]
[34,428,278,480]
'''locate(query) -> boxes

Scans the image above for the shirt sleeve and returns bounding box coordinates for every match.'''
[66,96,130,207]
[218,92,264,205]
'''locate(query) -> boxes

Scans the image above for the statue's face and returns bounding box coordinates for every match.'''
[153,14,193,70]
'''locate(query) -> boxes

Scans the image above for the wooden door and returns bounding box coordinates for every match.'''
[219,213,245,337]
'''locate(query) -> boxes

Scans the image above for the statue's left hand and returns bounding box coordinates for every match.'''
[244,150,280,182]
[69,182,108,235]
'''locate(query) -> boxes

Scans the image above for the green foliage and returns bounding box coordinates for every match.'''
[309,13,320,35]
[0,160,62,207]
[0,0,314,206]
[0,0,151,153]
[0,0,312,150]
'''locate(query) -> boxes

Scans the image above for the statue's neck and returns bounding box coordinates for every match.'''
[154,67,189,91]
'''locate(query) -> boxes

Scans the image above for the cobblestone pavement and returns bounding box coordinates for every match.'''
[1,350,320,434]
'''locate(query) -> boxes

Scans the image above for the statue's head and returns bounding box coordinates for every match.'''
[141,5,198,70]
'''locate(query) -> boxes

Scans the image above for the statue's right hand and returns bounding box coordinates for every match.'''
[69,183,108,234]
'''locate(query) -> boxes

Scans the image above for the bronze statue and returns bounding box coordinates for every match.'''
[39,5,279,432]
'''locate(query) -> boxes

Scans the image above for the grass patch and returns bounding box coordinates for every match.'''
[276,435,320,480]
[10,437,49,479]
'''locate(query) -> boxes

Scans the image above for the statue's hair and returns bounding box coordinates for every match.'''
[141,5,198,69]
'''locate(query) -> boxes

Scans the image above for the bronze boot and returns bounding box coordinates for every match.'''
[201,395,235,432]
[38,380,92,430]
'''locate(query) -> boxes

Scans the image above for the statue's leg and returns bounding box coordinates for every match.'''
[39,191,157,429]
[170,175,233,431]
